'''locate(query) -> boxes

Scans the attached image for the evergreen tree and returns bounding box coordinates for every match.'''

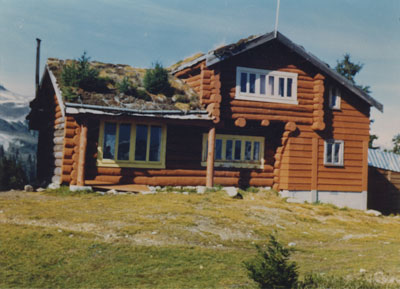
[335,54,371,93]
[392,134,400,155]
[0,155,28,191]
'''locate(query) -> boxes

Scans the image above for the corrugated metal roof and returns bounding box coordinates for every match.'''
[368,149,400,172]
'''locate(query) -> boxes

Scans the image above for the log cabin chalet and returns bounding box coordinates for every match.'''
[28,31,383,209]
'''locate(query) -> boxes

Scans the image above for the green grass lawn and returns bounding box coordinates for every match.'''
[0,188,400,288]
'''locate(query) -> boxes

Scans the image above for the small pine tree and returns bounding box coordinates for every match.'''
[335,54,370,93]
[61,51,107,93]
[116,77,136,95]
[392,134,400,155]
[143,62,172,96]
[244,235,299,289]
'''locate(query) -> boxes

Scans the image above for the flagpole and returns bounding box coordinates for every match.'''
[274,0,280,37]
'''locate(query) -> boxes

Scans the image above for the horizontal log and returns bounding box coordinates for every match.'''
[53,137,64,145]
[54,167,62,176]
[318,171,362,180]
[65,129,75,138]
[231,113,312,124]
[61,174,71,184]
[55,159,63,167]
[63,159,74,166]
[63,165,73,174]
[229,100,313,112]
[93,167,273,177]
[64,148,74,156]
[202,70,213,78]
[235,118,246,127]
[64,138,75,148]
[52,175,61,184]
[54,152,63,159]
[279,68,307,76]
[230,107,311,117]
[55,111,63,119]
[53,144,63,152]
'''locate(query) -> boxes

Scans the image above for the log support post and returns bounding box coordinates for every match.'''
[76,121,89,188]
[206,126,216,187]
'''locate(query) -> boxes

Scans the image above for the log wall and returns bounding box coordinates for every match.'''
[278,87,370,192]
[368,167,400,214]
[218,42,318,126]
[83,123,276,187]
[36,75,65,185]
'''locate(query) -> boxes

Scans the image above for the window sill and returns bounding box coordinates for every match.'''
[235,94,298,105]
[324,163,344,167]
[97,160,165,169]
[201,161,264,169]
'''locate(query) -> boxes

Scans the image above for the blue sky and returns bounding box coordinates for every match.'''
[0,0,399,148]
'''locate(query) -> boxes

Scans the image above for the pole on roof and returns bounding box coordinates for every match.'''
[35,38,41,97]
[274,0,280,38]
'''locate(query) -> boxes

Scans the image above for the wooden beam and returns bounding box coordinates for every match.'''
[206,126,216,187]
[361,140,368,191]
[234,118,246,127]
[261,119,270,127]
[311,137,318,191]
[76,122,88,186]
[285,121,297,132]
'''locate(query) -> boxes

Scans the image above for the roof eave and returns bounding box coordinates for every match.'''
[64,102,212,120]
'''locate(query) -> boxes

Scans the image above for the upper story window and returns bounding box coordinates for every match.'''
[98,120,167,168]
[324,139,344,167]
[329,86,341,110]
[236,66,298,104]
[201,133,265,169]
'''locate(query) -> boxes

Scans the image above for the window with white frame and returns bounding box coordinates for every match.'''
[329,86,341,110]
[98,121,167,168]
[324,140,344,166]
[201,133,265,169]
[235,66,298,104]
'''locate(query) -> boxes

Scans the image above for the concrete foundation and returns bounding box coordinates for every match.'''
[280,190,367,210]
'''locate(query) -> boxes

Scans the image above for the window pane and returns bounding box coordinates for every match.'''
[234,140,242,160]
[135,125,148,161]
[215,139,222,160]
[117,124,131,160]
[245,141,252,160]
[226,140,233,160]
[240,73,247,93]
[268,76,274,95]
[149,126,162,161]
[260,75,266,95]
[287,78,292,97]
[249,73,256,93]
[279,78,285,97]
[103,122,116,159]
[331,94,337,107]
[326,143,333,163]
[253,142,260,160]
[334,143,341,163]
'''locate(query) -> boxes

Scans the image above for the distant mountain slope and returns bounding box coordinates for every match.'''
[0,84,37,180]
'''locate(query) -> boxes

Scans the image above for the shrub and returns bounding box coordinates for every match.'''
[143,62,172,96]
[244,234,299,289]
[61,52,108,93]
[136,88,152,101]
[116,77,136,95]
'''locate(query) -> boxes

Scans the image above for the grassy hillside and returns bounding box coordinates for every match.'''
[0,188,399,288]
